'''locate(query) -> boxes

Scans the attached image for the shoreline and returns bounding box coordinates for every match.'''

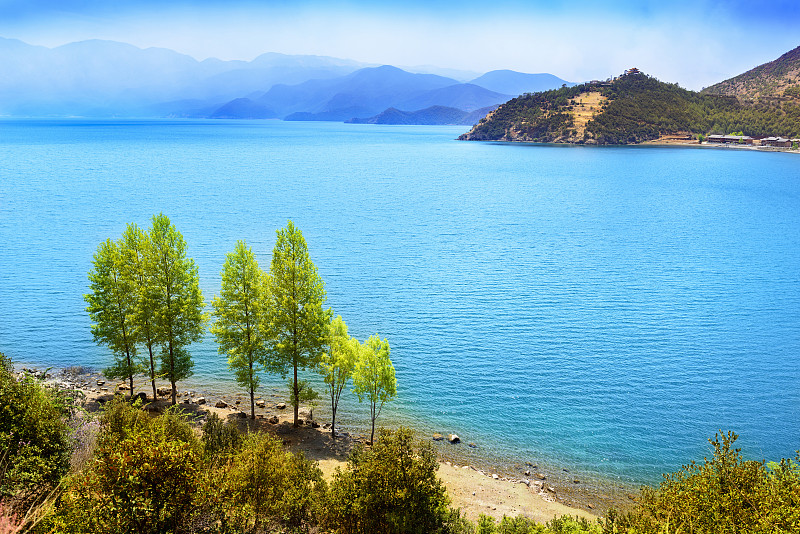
[21,363,637,521]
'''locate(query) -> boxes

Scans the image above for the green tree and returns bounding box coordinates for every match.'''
[121,223,160,401]
[319,315,358,438]
[265,220,330,426]
[352,334,396,445]
[85,237,142,395]
[148,214,206,405]
[211,240,268,419]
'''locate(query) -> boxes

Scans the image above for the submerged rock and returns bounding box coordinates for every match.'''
[432,433,444,441]
[447,434,460,444]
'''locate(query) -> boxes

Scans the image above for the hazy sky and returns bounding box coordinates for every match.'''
[2,0,798,89]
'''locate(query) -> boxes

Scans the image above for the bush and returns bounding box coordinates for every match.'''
[201,412,241,459]
[603,431,800,534]
[475,514,599,534]
[47,399,204,534]
[222,431,325,532]
[0,352,72,507]
[324,426,463,534]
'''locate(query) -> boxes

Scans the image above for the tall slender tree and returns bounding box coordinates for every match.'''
[265,221,330,427]
[211,240,268,420]
[148,213,207,405]
[319,315,357,438]
[121,223,160,400]
[85,237,142,395]
[353,334,397,445]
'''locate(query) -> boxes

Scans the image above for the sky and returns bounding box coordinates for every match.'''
[1,0,799,89]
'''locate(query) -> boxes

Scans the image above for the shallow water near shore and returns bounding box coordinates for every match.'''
[1,119,799,494]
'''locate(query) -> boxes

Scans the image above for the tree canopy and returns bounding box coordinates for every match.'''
[319,315,358,437]
[352,334,396,445]
[85,237,142,395]
[148,213,207,405]
[265,220,330,426]
[211,240,269,419]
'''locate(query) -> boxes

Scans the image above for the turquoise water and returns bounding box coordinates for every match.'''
[1,119,798,486]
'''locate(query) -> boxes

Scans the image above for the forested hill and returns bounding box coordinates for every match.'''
[459,71,800,144]
[702,46,800,101]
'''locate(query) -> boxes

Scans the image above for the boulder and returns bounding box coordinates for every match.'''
[432,433,444,441]
[215,400,228,408]
[276,402,286,409]
[118,384,130,391]
[311,421,320,428]
[131,392,147,404]
[468,442,477,448]
[447,434,460,444]
[157,387,171,397]
[236,411,247,418]
[255,399,266,408]
[196,397,206,405]
[267,415,279,424]
[96,380,105,386]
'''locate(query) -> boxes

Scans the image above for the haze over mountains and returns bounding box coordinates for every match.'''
[0,37,574,124]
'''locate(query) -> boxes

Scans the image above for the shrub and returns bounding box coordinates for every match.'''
[47,399,204,534]
[223,431,325,531]
[324,426,463,534]
[603,431,800,534]
[0,352,72,507]
[201,412,242,459]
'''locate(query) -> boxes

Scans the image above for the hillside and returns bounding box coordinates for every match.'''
[460,70,800,144]
[702,46,800,102]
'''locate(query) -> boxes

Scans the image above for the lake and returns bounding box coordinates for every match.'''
[1,119,798,489]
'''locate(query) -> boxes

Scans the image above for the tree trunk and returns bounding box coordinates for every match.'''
[148,343,156,400]
[370,417,375,446]
[293,364,299,427]
[129,373,134,399]
[250,383,255,420]
[170,342,176,405]
[331,409,337,438]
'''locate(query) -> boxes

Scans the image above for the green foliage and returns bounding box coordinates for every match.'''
[0,353,72,506]
[211,240,269,419]
[222,431,326,531]
[352,334,397,444]
[545,515,601,533]
[324,426,458,534]
[48,399,204,534]
[460,83,586,142]
[463,72,800,145]
[265,220,331,426]
[477,514,599,534]
[85,237,142,394]
[120,222,160,400]
[603,431,800,534]
[149,213,207,405]
[319,315,358,437]
[201,412,242,460]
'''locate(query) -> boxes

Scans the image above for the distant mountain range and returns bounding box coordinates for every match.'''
[0,37,574,124]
